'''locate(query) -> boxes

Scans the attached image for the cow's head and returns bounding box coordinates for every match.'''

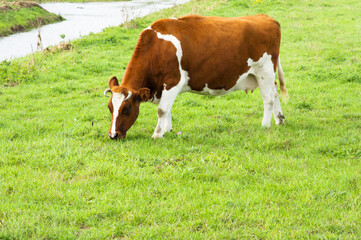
[104,76,150,139]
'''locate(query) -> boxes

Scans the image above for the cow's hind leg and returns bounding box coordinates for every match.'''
[152,87,179,139]
[252,54,284,127]
[272,85,285,125]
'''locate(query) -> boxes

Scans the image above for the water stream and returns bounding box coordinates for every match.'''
[0,0,188,61]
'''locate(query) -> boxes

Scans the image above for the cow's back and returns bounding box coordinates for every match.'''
[150,15,281,91]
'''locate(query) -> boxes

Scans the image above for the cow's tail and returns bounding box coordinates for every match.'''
[277,55,289,103]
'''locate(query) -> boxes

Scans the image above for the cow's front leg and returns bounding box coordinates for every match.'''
[152,87,179,139]
[164,111,172,132]
[153,108,172,138]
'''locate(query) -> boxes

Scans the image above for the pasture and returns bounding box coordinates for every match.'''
[0,0,361,238]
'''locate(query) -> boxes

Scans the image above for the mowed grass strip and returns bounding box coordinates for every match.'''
[0,0,361,239]
[0,1,64,37]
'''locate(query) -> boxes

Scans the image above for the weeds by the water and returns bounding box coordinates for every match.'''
[121,7,137,29]
[36,18,43,52]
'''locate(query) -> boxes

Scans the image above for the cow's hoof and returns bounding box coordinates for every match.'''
[276,113,285,125]
[152,133,164,139]
[164,125,172,133]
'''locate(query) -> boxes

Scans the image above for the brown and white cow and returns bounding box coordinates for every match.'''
[104,14,289,139]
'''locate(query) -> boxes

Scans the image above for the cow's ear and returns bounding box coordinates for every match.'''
[136,88,150,102]
[109,76,119,88]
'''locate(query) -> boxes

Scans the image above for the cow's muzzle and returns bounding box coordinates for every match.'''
[108,131,126,140]
[109,132,118,140]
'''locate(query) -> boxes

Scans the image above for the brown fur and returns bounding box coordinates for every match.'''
[107,15,283,139]
[120,14,281,95]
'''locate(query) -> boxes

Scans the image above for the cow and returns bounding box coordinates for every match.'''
[104,14,289,139]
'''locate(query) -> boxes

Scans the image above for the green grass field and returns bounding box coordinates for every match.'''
[0,2,64,37]
[0,0,361,238]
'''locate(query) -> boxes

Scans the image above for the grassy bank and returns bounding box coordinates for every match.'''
[0,1,64,37]
[1,0,361,239]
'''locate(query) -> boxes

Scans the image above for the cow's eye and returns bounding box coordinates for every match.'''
[122,106,131,115]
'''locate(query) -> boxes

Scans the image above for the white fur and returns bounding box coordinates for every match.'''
[151,30,190,138]
[248,53,283,127]
[110,93,125,137]
[193,74,258,96]
[149,93,161,104]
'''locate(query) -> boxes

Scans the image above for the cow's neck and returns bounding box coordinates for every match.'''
[120,53,158,98]
[120,56,146,89]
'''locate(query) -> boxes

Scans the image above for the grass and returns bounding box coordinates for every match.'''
[1,0,361,238]
[0,1,64,37]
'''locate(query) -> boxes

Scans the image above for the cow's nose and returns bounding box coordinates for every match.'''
[109,132,118,139]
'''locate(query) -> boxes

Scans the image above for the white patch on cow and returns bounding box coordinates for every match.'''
[169,17,178,20]
[155,32,183,76]
[110,93,125,136]
[247,52,272,69]
[149,30,190,138]
[248,52,283,127]
[148,93,160,104]
[156,30,190,91]
[194,74,258,96]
